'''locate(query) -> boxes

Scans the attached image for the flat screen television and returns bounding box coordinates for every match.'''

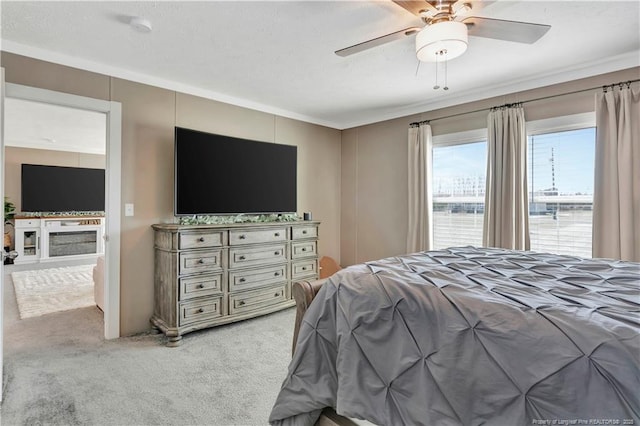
[21,164,105,212]
[174,127,297,216]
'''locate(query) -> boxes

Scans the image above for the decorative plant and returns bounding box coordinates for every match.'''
[4,197,16,226]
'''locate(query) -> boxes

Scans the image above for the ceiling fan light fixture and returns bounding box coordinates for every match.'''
[416,21,468,62]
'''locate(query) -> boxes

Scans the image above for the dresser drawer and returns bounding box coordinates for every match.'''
[179,249,223,275]
[179,296,224,326]
[291,241,317,259]
[229,243,287,269]
[292,259,317,279]
[229,227,287,246]
[179,273,223,301]
[229,264,288,292]
[291,225,318,240]
[179,231,224,250]
[228,283,289,315]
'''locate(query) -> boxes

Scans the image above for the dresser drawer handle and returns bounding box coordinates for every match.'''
[274,293,280,297]
[302,266,307,271]
[302,230,308,234]
[197,308,204,313]
[239,235,246,240]
[198,237,205,242]
[238,300,245,306]
[198,259,205,264]
[239,278,246,283]
[197,284,205,289]
[274,272,280,277]
[274,251,280,256]
[239,255,246,260]
[274,232,280,237]
[301,247,307,252]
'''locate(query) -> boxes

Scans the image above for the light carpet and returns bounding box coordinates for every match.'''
[11,264,96,319]
[2,293,296,426]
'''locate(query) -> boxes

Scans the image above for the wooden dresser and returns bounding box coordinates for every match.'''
[151,221,319,346]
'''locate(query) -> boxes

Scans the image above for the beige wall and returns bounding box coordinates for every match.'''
[3,49,637,333]
[4,147,106,212]
[341,67,640,266]
[1,52,342,336]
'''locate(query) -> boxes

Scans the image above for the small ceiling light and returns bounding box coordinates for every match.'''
[130,17,152,33]
[416,21,468,62]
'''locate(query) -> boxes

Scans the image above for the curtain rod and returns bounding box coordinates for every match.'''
[409,78,640,127]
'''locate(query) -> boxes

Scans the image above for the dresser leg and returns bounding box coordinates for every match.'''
[167,335,183,347]
[150,324,161,334]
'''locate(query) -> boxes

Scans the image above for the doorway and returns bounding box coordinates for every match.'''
[3,83,121,340]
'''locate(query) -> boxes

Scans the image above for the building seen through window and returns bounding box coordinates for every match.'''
[431,125,595,257]
[528,127,595,258]
[432,141,486,249]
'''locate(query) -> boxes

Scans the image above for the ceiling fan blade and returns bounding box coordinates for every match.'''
[335,27,420,57]
[462,16,551,44]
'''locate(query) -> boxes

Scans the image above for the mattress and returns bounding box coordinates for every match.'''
[269,247,640,425]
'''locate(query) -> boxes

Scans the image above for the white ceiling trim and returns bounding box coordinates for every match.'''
[1,40,337,129]
[340,51,640,129]
[3,40,638,130]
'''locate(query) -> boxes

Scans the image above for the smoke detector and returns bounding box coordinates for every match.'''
[130,17,152,33]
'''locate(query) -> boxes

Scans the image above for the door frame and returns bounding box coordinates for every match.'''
[1,68,6,402]
[4,82,122,340]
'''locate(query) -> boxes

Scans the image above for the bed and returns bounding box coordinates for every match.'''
[269,246,640,426]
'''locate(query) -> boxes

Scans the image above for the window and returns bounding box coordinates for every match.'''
[430,113,595,256]
[432,132,487,249]
[527,127,595,258]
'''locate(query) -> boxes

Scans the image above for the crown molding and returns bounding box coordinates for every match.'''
[3,40,638,131]
[1,40,338,129]
[338,51,640,129]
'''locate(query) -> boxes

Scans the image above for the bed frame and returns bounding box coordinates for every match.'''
[291,279,359,426]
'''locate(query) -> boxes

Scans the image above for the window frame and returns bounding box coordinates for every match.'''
[526,112,596,258]
[526,112,595,137]
[432,128,487,148]
[429,112,596,253]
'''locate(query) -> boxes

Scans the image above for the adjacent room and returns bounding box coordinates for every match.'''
[3,97,108,320]
[0,1,638,425]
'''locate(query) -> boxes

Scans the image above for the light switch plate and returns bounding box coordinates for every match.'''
[125,203,134,217]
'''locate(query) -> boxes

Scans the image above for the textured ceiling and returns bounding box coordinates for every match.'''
[1,1,639,129]
[4,98,106,155]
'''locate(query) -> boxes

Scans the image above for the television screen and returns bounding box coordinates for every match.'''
[175,127,297,215]
[21,164,105,212]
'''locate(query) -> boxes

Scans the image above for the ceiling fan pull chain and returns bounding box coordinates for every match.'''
[433,53,440,90]
[443,51,449,91]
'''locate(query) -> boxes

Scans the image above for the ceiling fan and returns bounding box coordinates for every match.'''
[335,1,551,62]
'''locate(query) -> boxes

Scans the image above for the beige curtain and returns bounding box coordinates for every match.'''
[483,105,530,250]
[407,123,433,253]
[593,85,640,261]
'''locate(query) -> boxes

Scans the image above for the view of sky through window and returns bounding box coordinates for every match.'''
[432,127,595,257]
[433,141,486,197]
[529,128,595,196]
